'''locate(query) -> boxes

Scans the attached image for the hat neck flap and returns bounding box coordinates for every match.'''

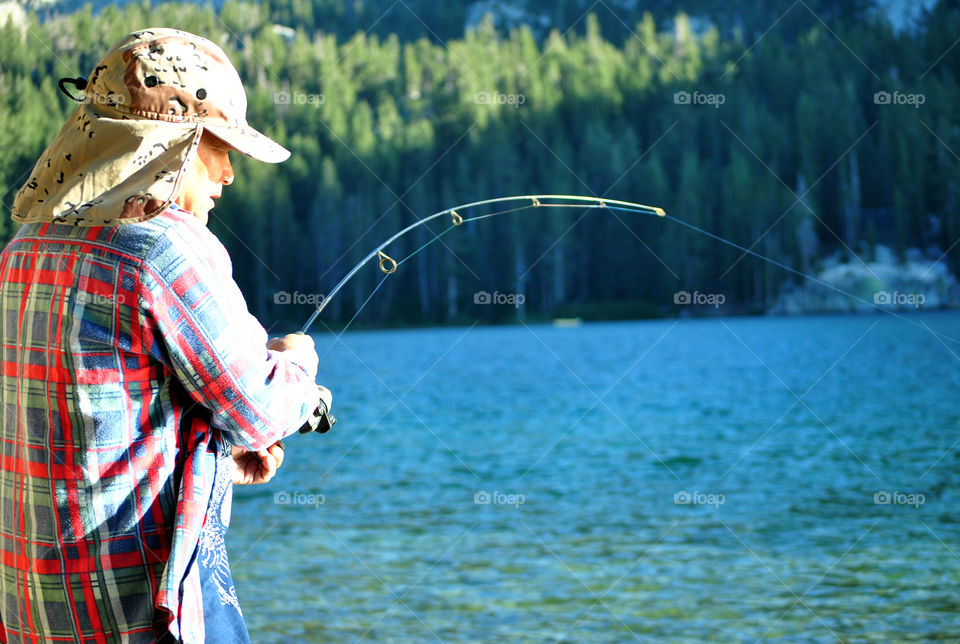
[12,103,201,226]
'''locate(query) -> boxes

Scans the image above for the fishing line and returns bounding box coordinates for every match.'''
[299,195,960,347]
[648,208,960,345]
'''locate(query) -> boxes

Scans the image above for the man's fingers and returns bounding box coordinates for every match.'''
[267,333,319,377]
[232,444,287,485]
[268,443,285,469]
[244,456,260,481]
[275,333,314,352]
[259,449,278,480]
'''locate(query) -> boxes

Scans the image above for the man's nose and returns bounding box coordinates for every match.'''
[222,160,234,185]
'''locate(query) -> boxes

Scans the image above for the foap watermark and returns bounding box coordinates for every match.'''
[873,90,925,108]
[874,490,924,508]
[674,90,725,108]
[274,490,325,508]
[874,290,924,308]
[674,290,725,308]
[274,90,325,107]
[274,290,327,306]
[474,490,525,508]
[87,92,126,107]
[674,490,725,507]
[76,291,126,306]
[475,91,526,107]
[474,290,525,308]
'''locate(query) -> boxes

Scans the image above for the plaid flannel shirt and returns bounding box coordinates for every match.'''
[0,205,318,643]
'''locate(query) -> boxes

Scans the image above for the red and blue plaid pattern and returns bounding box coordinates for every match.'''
[0,206,318,643]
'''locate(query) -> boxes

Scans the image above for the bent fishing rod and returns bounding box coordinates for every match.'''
[299,195,665,333]
[293,193,960,435]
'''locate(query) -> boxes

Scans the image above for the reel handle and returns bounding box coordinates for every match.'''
[298,389,337,434]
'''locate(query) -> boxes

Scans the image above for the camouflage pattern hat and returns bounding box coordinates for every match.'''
[13,28,289,226]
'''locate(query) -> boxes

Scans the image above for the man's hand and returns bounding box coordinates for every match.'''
[267,333,319,378]
[232,443,284,485]
[268,332,333,416]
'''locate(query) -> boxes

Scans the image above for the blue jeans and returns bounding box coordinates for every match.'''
[195,449,251,643]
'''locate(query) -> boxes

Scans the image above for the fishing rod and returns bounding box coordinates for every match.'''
[298,195,665,333]
[294,192,960,435]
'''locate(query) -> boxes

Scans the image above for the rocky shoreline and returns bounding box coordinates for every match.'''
[771,246,960,314]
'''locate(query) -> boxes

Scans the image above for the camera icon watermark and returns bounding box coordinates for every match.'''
[474,290,525,308]
[274,490,325,508]
[674,290,725,308]
[475,91,526,107]
[674,90,725,108]
[274,90,325,107]
[274,290,327,306]
[873,290,924,308]
[873,90,925,108]
[474,489,525,508]
[873,490,924,508]
[674,490,725,507]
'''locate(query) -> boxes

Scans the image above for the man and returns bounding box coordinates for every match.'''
[0,29,329,642]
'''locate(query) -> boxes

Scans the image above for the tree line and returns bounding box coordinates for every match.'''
[1,1,958,325]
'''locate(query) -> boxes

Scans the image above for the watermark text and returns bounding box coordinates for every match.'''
[874,490,924,508]
[674,490,725,507]
[274,90,325,107]
[475,290,525,308]
[674,90,725,108]
[874,90,924,108]
[474,490,525,508]
[275,290,327,306]
[674,290,725,308]
[274,490,325,508]
[475,91,526,107]
[874,290,924,308]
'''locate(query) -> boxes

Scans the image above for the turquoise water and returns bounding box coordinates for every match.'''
[228,313,960,642]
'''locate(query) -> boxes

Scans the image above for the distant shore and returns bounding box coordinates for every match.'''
[770,245,960,315]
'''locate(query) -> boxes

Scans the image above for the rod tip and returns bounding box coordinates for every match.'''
[655,207,666,217]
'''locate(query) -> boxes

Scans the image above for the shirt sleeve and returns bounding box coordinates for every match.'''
[137,216,319,450]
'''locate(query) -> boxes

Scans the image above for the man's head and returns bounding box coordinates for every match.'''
[13,28,286,226]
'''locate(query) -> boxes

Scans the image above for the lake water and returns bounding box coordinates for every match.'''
[228,312,960,643]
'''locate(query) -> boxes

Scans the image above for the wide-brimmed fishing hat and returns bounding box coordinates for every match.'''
[12,27,289,226]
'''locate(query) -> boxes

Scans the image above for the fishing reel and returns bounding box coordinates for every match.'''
[298,387,337,434]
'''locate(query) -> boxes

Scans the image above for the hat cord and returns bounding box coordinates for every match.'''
[57,76,88,102]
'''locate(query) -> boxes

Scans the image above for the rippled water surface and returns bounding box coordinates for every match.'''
[228,312,960,642]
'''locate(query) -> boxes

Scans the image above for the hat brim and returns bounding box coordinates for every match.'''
[204,123,290,163]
